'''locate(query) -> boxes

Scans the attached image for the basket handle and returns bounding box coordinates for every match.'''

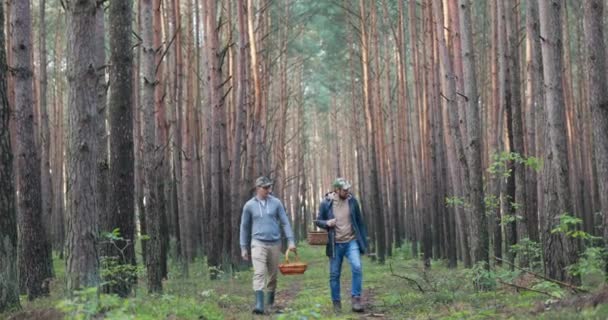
[284,249,300,263]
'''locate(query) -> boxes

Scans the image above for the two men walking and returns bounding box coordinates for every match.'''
[239,176,367,314]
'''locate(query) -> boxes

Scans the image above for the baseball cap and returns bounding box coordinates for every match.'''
[332,177,352,190]
[255,176,273,188]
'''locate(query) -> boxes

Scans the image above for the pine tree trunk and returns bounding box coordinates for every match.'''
[370,1,389,259]
[10,0,53,299]
[538,0,579,283]
[65,0,102,292]
[38,0,53,258]
[525,0,542,244]
[489,0,503,265]
[459,0,488,266]
[421,0,434,268]
[153,0,169,278]
[51,19,65,257]
[500,0,518,266]
[203,0,227,278]
[407,0,422,260]
[142,0,162,293]
[245,0,261,184]
[433,0,468,266]
[0,0,20,310]
[105,0,136,297]
[582,0,608,273]
[230,0,249,268]
[94,7,110,282]
[135,0,147,266]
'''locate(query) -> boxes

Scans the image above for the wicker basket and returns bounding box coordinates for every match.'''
[278,250,307,275]
[307,230,328,245]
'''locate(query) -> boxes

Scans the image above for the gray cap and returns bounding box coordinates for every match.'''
[255,176,273,187]
[332,177,352,190]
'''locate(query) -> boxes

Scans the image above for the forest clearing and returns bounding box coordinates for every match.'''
[2,0,608,319]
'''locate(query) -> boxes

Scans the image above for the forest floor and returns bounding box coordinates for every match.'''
[3,244,608,319]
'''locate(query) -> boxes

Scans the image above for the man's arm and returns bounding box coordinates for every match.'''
[354,200,368,249]
[278,202,296,249]
[239,204,252,259]
[315,200,333,229]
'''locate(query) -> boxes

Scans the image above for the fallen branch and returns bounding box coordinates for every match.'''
[497,279,561,299]
[494,256,588,293]
[389,262,426,293]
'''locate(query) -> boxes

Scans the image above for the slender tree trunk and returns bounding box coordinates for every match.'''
[135,0,147,267]
[153,0,169,278]
[370,0,390,259]
[433,0,468,267]
[142,0,162,293]
[359,0,386,263]
[38,0,53,258]
[106,0,136,297]
[0,0,20,310]
[231,0,249,268]
[170,0,191,264]
[51,18,65,258]
[525,0,542,244]
[203,0,227,278]
[582,0,608,274]
[507,0,526,250]
[489,0,503,265]
[500,0,519,266]
[407,0,422,260]
[538,0,579,283]
[10,0,53,299]
[459,0,488,266]
[65,0,102,292]
[94,6,110,286]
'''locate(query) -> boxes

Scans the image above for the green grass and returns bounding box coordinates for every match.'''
[3,244,608,319]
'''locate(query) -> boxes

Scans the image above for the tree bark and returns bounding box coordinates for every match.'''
[0,0,20,311]
[10,0,53,299]
[231,0,249,268]
[153,0,169,279]
[65,0,102,292]
[50,17,65,258]
[38,0,53,258]
[203,0,229,278]
[106,0,136,297]
[94,6,110,285]
[141,0,163,293]
[525,0,542,244]
[582,0,608,273]
[538,0,579,283]
[459,0,488,266]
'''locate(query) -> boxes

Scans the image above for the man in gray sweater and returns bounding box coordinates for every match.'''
[240,176,296,314]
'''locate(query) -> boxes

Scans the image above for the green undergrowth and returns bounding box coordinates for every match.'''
[3,244,608,319]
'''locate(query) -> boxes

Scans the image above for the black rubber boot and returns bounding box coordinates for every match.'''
[267,291,281,313]
[253,290,264,314]
[267,291,275,307]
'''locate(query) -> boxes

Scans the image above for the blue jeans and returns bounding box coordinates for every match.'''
[329,240,362,302]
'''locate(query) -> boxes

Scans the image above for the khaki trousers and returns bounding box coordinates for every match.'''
[251,241,281,291]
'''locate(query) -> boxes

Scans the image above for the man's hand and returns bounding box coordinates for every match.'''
[242,250,249,261]
[288,244,297,252]
[326,218,337,227]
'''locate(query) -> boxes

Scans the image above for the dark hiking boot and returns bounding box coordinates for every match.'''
[253,290,264,314]
[351,296,364,313]
[332,300,342,313]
